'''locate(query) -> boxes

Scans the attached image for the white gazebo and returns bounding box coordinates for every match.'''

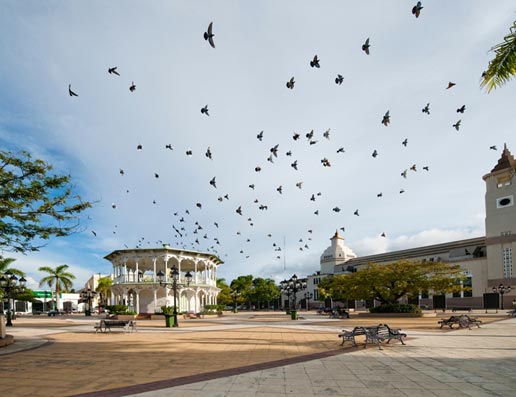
[104,245,223,314]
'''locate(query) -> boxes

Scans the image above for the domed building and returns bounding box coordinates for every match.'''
[319,230,357,274]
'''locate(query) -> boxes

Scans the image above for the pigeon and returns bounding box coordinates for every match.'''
[286,151,292,156]
[354,209,359,216]
[323,129,330,140]
[68,84,78,97]
[129,82,136,92]
[377,192,383,197]
[410,164,417,172]
[401,170,408,178]
[165,144,173,150]
[249,184,255,190]
[259,205,268,210]
[137,144,143,151]
[306,130,314,140]
[286,77,295,89]
[402,138,408,147]
[310,55,320,68]
[321,158,331,167]
[108,67,120,76]
[310,194,316,201]
[412,1,423,18]
[217,197,223,202]
[91,230,97,237]
[209,177,216,188]
[333,207,341,213]
[423,166,429,171]
[381,232,386,237]
[309,140,318,145]
[224,194,229,200]
[154,173,159,178]
[270,144,279,157]
[453,120,461,131]
[340,227,345,232]
[267,155,274,164]
[399,189,405,194]
[236,206,242,216]
[381,110,390,126]
[112,203,117,209]
[422,103,430,114]
[296,181,303,189]
[457,105,466,113]
[335,74,344,85]
[201,105,209,116]
[291,160,298,170]
[293,132,300,140]
[314,210,319,215]
[362,37,370,55]
[196,203,202,209]
[203,22,215,48]
[119,169,125,176]
[372,150,378,158]
[205,147,213,159]
[490,145,497,150]
[186,150,193,156]
[276,185,283,194]
[446,82,456,89]
[337,147,345,153]
[255,166,262,172]
[257,131,264,141]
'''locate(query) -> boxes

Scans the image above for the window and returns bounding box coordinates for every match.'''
[314,289,319,301]
[313,277,320,285]
[503,248,513,279]
[501,231,512,236]
[463,277,472,297]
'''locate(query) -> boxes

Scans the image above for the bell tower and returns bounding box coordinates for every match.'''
[483,144,516,283]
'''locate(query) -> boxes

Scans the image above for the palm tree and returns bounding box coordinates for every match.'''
[38,264,75,311]
[481,20,516,92]
[96,276,113,307]
[0,256,25,277]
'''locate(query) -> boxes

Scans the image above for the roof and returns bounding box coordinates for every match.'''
[491,144,516,173]
[104,246,224,265]
[330,230,345,240]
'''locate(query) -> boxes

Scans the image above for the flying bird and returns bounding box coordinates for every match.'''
[257,131,264,141]
[119,169,124,176]
[381,110,390,126]
[68,84,78,97]
[196,203,202,209]
[412,1,423,18]
[372,150,378,158]
[401,169,408,178]
[295,181,303,189]
[333,207,341,213]
[249,184,255,190]
[410,164,417,172]
[423,166,430,171]
[335,74,344,85]
[276,185,283,194]
[422,103,430,114]
[446,82,456,89]
[321,158,331,167]
[323,129,330,140]
[154,173,159,178]
[293,132,300,140]
[165,144,173,150]
[381,232,386,237]
[186,150,193,156]
[210,177,216,188]
[201,105,209,116]
[400,189,405,194]
[236,206,242,216]
[310,194,316,201]
[286,151,292,156]
[457,105,466,113]
[453,120,461,131]
[270,144,279,157]
[490,145,497,150]
[377,192,383,197]
[137,144,143,151]
[354,209,360,216]
[402,139,408,147]
[129,82,136,92]
[306,130,314,140]
[310,55,320,68]
[291,160,298,170]
[337,147,345,153]
[203,22,215,48]
[91,230,97,237]
[205,147,213,159]
[267,155,274,164]
[108,67,120,76]
[362,37,370,55]
[286,77,295,89]
[255,166,261,172]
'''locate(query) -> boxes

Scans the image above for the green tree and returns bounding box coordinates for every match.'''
[250,277,281,309]
[0,256,25,277]
[481,20,516,92]
[319,260,466,305]
[96,276,113,307]
[0,150,92,253]
[230,275,253,309]
[216,278,232,306]
[38,264,75,310]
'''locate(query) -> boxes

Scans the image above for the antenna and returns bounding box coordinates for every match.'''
[283,235,286,270]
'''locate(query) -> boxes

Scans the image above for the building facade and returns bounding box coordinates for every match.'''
[307,145,516,309]
[104,245,223,314]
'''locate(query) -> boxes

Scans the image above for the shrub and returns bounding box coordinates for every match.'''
[105,304,131,315]
[160,305,175,315]
[369,303,422,314]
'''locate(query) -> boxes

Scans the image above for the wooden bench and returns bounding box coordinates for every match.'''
[95,319,137,333]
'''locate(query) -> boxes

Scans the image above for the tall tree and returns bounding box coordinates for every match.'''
[96,276,113,307]
[481,20,516,92]
[215,278,232,306]
[250,277,281,309]
[38,264,75,310]
[230,275,254,309]
[0,256,25,277]
[318,260,466,305]
[0,150,92,253]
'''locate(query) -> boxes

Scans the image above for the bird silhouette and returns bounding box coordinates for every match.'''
[112,203,117,209]
[377,192,383,197]
[423,166,429,171]
[457,105,466,113]
[402,138,408,147]
[335,74,344,85]
[108,67,120,76]
[204,22,215,48]
[293,132,300,140]
[321,158,331,167]
[422,103,430,114]
[276,185,283,194]
[286,77,295,89]
[201,105,209,116]
[314,210,319,215]
[381,110,390,126]
[165,144,173,150]
[490,145,497,150]
[401,170,408,178]
[257,131,264,141]
[337,147,345,153]
[205,147,213,159]
[270,144,279,157]
[372,150,378,158]
[399,189,405,194]
[453,120,461,131]
[412,1,423,18]
[196,203,202,209]
[410,164,417,172]
[186,150,193,156]
[91,230,97,237]
[309,140,318,145]
[296,181,303,189]
[323,129,330,140]
[362,37,370,55]
[310,194,316,201]
[310,55,320,68]
[255,166,261,172]
[286,151,292,156]
[354,209,360,216]
[267,155,274,164]
[154,173,159,178]
[236,206,242,216]
[333,207,341,212]
[291,160,298,170]
[210,177,217,188]
[306,130,314,140]
[119,169,125,176]
[68,84,78,97]
[446,82,456,89]
[381,232,386,237]
[249,184,255,190]
[129,82,136,92]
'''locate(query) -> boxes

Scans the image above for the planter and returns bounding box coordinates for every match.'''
[164,314,175,328]
[112,314,136,321]
[290,310,298,320]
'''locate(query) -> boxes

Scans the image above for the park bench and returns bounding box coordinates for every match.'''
[438,315,481,330]
[95,319,137,333]
[330,308,350,319]
[183,312,204,319]
[339,324,406,349]
[338,326,366,347]
[451,307,472,312]
[507,309,516,318]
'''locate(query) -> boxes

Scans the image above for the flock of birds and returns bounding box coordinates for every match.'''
[72,2,501,268]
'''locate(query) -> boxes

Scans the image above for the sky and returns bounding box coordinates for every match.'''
[1,1,516,290]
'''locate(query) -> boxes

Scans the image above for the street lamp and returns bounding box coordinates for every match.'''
[81,288,97,316]
[304,292,313,311]
[281,274,307,320]
[492,284,512,310]
[157,265,193,327]
[0,272,27,327]
[279,279,292,315]
[230,290,241,313]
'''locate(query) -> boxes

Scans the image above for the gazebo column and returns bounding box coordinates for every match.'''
[152,257,157,282]
[153,289,158,312]
[123,261,128,282]
[195,261,198,283]
[135,290,140,314]
[135,261,139,282]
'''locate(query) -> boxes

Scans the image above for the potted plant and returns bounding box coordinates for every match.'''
[161,305,176,328]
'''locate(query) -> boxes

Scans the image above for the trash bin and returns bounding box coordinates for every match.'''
[290,310,297,320]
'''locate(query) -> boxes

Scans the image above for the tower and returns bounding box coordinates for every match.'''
[483,144,516,282]
[320,230,357,274]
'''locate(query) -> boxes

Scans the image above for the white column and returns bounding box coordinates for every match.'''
[152,257,157,282]
[135,261,139,282]
[195,261,198,283]
[123,261,128,282]
[135,290,140,314]
[164,257,169,283]
[153,289,158,312]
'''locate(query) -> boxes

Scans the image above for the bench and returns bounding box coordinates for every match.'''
[95,319,137,333]
[451,307,472,312]
[438,315,481,330]
[508,309,516,318]
[339,324,406,350]
[330,308,350,319]
[183,312,204,319]
[338,326,366,347]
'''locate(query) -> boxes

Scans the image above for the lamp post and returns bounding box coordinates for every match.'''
[282,274,307,320]
[157,265,193,327]
[230,291,241,313]
[0,272,27,326]
[81,288,97,316]
[492,284,512,310]
[304,292,313,311]
[279,280,292,315]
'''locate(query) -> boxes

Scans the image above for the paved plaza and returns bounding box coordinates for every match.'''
[1,312,516,397]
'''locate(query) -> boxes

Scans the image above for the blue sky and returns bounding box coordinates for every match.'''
[1,1,516,289]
